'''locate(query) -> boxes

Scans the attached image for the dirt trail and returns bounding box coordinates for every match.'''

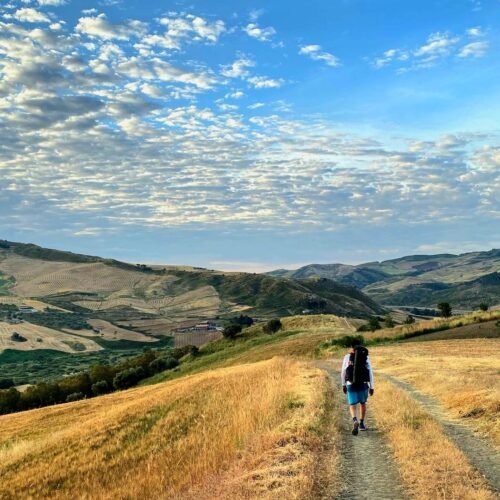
[383,374,500,494]
[316,362,406,500]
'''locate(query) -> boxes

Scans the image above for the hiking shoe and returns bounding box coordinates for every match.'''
[352,421,359,436]
[359,421,367,431]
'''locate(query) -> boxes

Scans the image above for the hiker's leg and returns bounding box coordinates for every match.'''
[360,403,366,420]
[349,404,357,419]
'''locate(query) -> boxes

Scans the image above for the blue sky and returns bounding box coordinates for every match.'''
[0,0,499,270]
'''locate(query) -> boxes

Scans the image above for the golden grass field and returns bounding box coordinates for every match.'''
[0,358,335,499]
[0,255,158,297]
[64,319,158,343]
[372,339,500,445]
[0,321,102,353]
[371,378,495,499]
[0,297,69,312]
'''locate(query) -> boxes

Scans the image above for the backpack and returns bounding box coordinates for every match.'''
[345,346,370,386]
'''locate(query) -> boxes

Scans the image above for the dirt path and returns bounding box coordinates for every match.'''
[316,362,406,500]
[383,374,500,493]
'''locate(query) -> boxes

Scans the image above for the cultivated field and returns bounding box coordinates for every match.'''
[372,339,500,444]
[171,331,222,347]
[0,297,69,312]
[0,321,102,354]
[0,358,333,499]
[74,285,221,319]
[0,255,158,297]
[65,319,158,343]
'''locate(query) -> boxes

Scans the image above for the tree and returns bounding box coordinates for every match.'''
[66,392,85,403]
[384,315,395,328]
[263,318,282,334]
[368,316,381,331]
[113,367,146,390]
[0,388,21,415]
[404,315,415,325]
[223,324,242,339]
[171,345,199,360]
[91,380,110,396]
[479,303,489,312]
[149,356,179,374]
[0,378,15,390]
[231,315,254,327]
[437,302,452,318]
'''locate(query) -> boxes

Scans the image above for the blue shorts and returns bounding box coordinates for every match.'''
[346,383,369,405]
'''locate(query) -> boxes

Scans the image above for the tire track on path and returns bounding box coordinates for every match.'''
[316,361,406,500]
[382,373,500,494]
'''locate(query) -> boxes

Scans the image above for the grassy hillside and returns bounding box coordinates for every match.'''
[268,249,500,308]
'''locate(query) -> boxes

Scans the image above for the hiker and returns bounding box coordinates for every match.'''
[341,340,374,435]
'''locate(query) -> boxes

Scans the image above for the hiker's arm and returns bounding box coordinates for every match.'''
[367,357,375,390]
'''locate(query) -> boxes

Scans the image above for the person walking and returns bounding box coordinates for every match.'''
[341,340,374,435]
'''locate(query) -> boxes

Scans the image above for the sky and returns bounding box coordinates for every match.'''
[0,0,499,271]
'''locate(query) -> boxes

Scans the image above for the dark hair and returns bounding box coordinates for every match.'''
[350,339,362,348]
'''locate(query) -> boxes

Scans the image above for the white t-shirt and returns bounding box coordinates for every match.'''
[341,353,374,388]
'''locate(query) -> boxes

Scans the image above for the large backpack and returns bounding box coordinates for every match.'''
[346,346,370,386]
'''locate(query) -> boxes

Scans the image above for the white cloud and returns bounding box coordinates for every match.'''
[13,7,50,23]
[299,44,340,67]
[221,57,255,78]
[458,41,489,58]
[244,23,276,42]
[466,26,483,37]
[76,14,147,40]
[247,76,284,88]
[37,0,66,6]
[413,32,459,58]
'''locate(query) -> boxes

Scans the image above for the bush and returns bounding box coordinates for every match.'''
[10,332,27,342]
[368,316,381,331]
[384,315,395,328]
[113,367,146,390]
[65,392,85,403]
[0,378,15,389]
[171,345,199,360]
[230,315,254,327]
[404,315,415,324]
[149,356,179,374]
[91,380,109,396]
[263,318,282,334]
[0,388,21,415]
[356,324,371,332]
[478,303,489,312]
[437,302,452,318]
[223,324,242,339]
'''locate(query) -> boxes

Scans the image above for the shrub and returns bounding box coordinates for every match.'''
[368,316,381,331]
[171,345,199,360]
[384,315,395,328]
[0,388,21,415]
[91,380,109,396]
[230,315,254,327]
[263,318,282,334]
[223,324,242,339]
[10,332,27,342]
[113,367,146,390]
[404,315,415,324]
[437,302,452,318]
[149,356,179,374]
[356,324,371,332]
[0,378,15,389]
[478,303,489,312]
[66,392,85,403]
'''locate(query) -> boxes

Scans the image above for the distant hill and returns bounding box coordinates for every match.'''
[268,250,500,309]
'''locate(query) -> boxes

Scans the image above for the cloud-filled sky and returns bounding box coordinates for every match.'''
[0,0,499,270]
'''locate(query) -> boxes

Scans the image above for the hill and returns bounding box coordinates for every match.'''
[268,250,500,308]
[0,240,382,382]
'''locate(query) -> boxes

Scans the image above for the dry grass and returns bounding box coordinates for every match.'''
[65,319,158,343]
[280,315,353,332]
[0,321,102,353]
[372,339,500,445]
[368,310,500,341]
[0,358,335,499]
[0,255,157,297]
[371,378,496,499]
[0,297,69,312]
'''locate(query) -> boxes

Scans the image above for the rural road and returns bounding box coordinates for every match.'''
[383,374,500,494]
[317,362,406,500]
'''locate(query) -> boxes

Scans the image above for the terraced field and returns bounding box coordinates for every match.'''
[65,319,158,343]
[0,297,69,312]
[0,255,158,297]
[0,321,102,353]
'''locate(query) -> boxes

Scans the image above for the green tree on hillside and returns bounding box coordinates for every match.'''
[368,316,381,331]
[223,324,242,339]
[384,315,395,328]
[404,315,415,324]
[263,318,282,334]
[437,302,452,318]
[478,303,489,312]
